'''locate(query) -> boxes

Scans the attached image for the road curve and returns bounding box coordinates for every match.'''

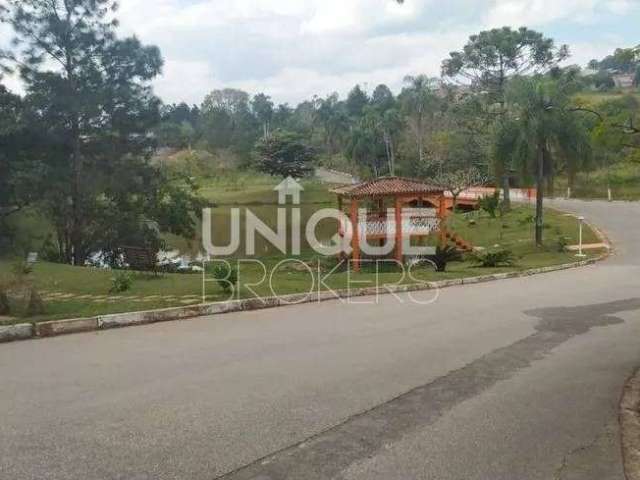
[1,199,639,480]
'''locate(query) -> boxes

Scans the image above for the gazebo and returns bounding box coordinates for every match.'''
[331,176,471,271]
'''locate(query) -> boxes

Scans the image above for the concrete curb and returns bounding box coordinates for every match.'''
[0,252,608,344]
[0,214,611,344]
[0,323,34,342]
[621,368,640,480]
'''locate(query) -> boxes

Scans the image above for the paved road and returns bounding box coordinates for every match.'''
[2,200,640,480]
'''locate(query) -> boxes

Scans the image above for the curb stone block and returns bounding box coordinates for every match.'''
[356,287,379,297]
[406,283,430,292]
[241,297,280,311]
[462,276,481,284]
[209,300,244,315]
[430,279,464,289]
[541,266,560,273]
[316,290,343,302]
[279,293,314,305]
[490,272,516,280]
[463,275,495,285]
[36,317,98,337]
[98,312,146,329]
[0,323,34,342]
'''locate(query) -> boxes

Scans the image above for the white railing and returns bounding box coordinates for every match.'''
[445,187,536,201]
[356,208,440,237]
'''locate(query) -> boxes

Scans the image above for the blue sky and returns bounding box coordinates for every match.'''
[1,0,639,105]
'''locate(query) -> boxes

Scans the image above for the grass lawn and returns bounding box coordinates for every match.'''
[551,162,640,200]
[573,90,640,106]
[0,205,604,325]
[197,173,336,205]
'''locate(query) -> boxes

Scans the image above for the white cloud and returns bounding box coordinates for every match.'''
[483,0,600,27]
[1,0,638,104]
[604,0,636,14]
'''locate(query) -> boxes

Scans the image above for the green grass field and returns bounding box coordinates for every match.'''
[551,162,640,200]
[574,90,640,106]
[0,205,603,325]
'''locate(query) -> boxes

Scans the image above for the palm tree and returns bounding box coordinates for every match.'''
[504,76,590,246]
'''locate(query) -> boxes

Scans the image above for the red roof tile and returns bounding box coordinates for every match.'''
[330,177,443,198]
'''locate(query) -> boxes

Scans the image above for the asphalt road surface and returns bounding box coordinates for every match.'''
[2,199,640,480]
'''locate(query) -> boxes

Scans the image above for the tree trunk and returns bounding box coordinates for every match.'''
[535,143,545,247]
[501,174,511,211]
[71,124,83,266]
[383,132,393,175]
[0,288,10,315]
[389,138,396,176]
[568,169,576,198]
[546,174,555,197]
[416,114,425,165]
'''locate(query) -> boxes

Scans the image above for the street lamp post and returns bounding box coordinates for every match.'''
[576,216,587,258]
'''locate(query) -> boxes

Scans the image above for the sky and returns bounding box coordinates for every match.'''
[1,0,639,106]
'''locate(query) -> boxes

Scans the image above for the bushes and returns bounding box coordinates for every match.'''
[0,288,10,315]
[471,249,515,267]
[110,271,133,293]
[479,191,500,218]
[427,245,463,272]
[209,262,238,294]
[556,236,570,252]
[26,287,45,316]
[0,261,46,317]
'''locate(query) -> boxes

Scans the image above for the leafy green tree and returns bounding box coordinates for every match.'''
[356,106,402,176]
[346,122,383,176]
[504,76,590,245]
[346,85,369,118]
[255,132,315,178]
[315,93,349,153]
[400,75,442,166]
[442,27,569,104]
[155,121,196,149]
[161,103,200,125]
[590,46,640,74]
[436,167,487,210]
[200,88,258,155]
[371,84,396,112]
[202,89,250,115]
[442,27,569,207]
[0,86,38,219]
[272,103,293,130]
[252,93,274,140]
[1,0,201,264]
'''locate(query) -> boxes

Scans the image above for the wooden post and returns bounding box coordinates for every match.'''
[350,198,360,272]
[438,194,447,247]
[378,197,385,248]
[395,196,403,264]
[337,195,345,258]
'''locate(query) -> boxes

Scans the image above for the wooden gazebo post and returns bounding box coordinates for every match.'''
[350,197,360,272]
[438,193,447,247]
[394,195,403,263]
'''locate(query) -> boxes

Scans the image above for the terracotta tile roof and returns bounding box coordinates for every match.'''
[330,176,443,198]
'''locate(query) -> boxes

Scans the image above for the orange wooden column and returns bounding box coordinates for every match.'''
[438,194,447,247]
[350,198,360,272]
[394,196,403,263]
